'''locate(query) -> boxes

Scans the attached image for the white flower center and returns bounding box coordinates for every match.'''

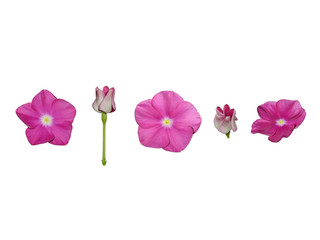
[41,114,53,126]
[276,119,286,126]
[162,117,173,128]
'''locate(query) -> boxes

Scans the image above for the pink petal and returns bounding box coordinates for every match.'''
[138,125,170,148]
[50,99,76,125]
[99,87,116,113]
[111,89,116,112]
[268,125,295,142]
[151,91,184,118]
[276,100,305,122]
[251,119,276,136]
[31,90,57,114]
[172,101,202,133]
[163,125,193,152]
[25,125,55,145]
[16,103,40,128]
[214,116,231,134]
[49,124,73,145]
[135,99,163,128]
[230,110,238,132]
[257,101,279,121]
[92,87,105,113]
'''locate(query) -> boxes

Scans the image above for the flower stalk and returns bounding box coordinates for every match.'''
[101,113,107,166]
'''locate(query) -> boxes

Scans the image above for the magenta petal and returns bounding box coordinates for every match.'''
[26,125,55,145]
[257,101,279,121]
[31,90,57,114]
[151,91,184,117]
[291,109,306,128]
[217,106,223,114]
[50,99,76,125]
[163,126,193,152]
[225,108,234,117]
[251,119,276,136]
[223,104,230,114]
[135,99,163,128]
[49,124,73,145]
[172,101,202,133]
[103,86,109,94]
[138,126,170,148]
[268,125,294,142]
[16,103,40,128]
[276,100,305,121]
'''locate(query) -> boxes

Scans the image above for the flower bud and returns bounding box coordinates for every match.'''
[92,86,116,114]
[214,104,237,137]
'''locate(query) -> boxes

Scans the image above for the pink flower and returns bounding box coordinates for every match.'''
[16,90,76,145]
[251,99,306,142]
[214,104,238,138]
[92,86,116,114]
[135,91,201,152]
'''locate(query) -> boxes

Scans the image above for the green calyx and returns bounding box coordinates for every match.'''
[226,131,230,139]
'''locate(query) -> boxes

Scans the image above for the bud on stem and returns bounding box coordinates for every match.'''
[101,113,107,166]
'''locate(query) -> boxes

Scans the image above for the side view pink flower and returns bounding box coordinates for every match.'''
[214,104,238,138]
[135,91,201,152]
[251,99,306,142]
[92,86,116,114]
[16,90,76,145]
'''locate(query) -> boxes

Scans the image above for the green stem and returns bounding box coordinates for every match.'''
[226,131,230,139]
[101,113,107,166]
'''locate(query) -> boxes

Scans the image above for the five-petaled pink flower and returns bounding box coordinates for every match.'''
[16,90,76,145]
[92,86,116,113]
[135,91,201,152]
[251,99,306,142]
[214,104,238,138]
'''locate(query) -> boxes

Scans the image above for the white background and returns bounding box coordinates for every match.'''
[0,1,319,239]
